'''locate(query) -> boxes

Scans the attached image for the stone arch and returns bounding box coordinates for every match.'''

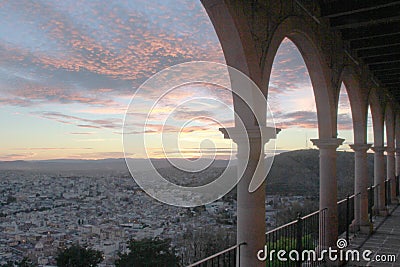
[261,16,337,139]
[201,0,266,128]
[339,67,369,144]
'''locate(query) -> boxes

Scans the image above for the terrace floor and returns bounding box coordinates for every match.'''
[346,204,400,266]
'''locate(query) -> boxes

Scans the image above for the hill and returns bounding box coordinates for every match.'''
[0,149,376,199]
[266,149,375,199]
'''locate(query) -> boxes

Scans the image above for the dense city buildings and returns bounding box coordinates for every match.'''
[0,168,308,266]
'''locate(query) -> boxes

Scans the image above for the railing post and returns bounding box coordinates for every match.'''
[296,213,303,267]
[238,244,241,267]
[368,186,373,223]
[385,180,388,206]
[346,195,350,242]
[387,180,392,206]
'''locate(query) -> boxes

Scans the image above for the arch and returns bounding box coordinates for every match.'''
[339,67,369,144]
[201,7,337,138]
[336,83,353,150]
[369,88,385,147]
[201,0,266,128]
[262,16,337,139]
[269,38,318,150]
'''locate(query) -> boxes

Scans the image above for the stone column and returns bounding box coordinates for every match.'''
[220,126,278,267]
[349,144,372,233]
[311,138,344,250]
[396,148,400,198]
[386,147,398,203]
[371,146,387,215]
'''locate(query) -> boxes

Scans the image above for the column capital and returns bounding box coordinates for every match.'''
[371,146,386,153]
[386,147,395,154]
[310,138,344,149]
[219,126,280,144]
[349,143,371,152]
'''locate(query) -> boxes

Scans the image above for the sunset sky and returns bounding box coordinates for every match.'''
[0,0,375,161]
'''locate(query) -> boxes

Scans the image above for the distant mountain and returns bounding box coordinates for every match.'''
[0,158,128,172]
[0,158,228,172]
[266,149,375,199]
[0,149,376,198]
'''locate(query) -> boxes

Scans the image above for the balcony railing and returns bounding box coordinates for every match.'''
[337,193,359,242]
[187,180,395,267]
[385,179,391,206]
[186,242,245,267]
[368,184,376,222]
[265,208,326,267]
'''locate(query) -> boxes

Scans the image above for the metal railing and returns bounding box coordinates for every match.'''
[265,208,326,267]
[367,184,376,222]
[187,242,245,267]
[337,193,357,241]
[188,181,395,267]
[385,179,391,206]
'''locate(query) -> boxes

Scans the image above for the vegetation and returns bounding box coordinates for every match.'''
[180,227,235,265]
[115,238,180,267]
[266,149,374,198]
[266,235,315,266]
[0,258,37,267]
[276,199,319,226]
[55,244,103,267]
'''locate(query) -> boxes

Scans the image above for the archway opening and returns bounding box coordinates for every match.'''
[337,82,354,152]
[367,106,374,149]
[336,82,356,197]
[267,37,319,227]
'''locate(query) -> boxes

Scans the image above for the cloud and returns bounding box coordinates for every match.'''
[269,39,311,95]
[0,0,224,109]
[13,147,93,151]
[274,110,353,131]
[33,111,121,130]
[67,151,134,159]
[337,113,353,130]
[70,132,95,135]
[0,152,37,161]
[274,110,318,129]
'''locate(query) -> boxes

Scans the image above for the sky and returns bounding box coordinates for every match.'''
[0,0,372,161]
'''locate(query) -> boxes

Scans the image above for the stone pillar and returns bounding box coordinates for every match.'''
[220,127,278,267]
[349,144,372,233]
[396,148,400,198]
[396,148,400,177]
[371,146,387,215]
[311,138,344,251]
[386,147,398,203]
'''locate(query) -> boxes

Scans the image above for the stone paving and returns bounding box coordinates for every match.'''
[346,205,400,266]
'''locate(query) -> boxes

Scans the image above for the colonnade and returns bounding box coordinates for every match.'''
[201,0,400,266]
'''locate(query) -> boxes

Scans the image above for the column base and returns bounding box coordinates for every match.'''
[350,220,373,234]
[350,220,359,233]
[391,198,399,204]
[373,206,388,216]
[359,222,373,234]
